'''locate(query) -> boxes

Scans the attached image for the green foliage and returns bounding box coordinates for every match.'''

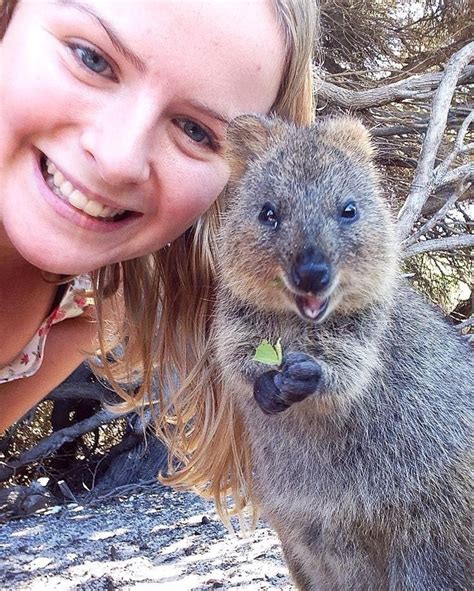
[253,339,283,366]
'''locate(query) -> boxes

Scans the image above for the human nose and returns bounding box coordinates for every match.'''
[80,97,155,186]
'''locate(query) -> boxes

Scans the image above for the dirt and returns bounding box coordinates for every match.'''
[0,484,293,590]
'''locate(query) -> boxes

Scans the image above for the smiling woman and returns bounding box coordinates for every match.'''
[2,0,287,272]
[0,0,317,432]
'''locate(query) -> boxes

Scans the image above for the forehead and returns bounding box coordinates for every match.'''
[60,0,286,118]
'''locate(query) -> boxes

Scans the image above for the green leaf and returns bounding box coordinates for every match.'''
[253,338,283,366]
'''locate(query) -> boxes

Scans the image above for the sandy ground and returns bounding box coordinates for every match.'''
[0,484,293,590]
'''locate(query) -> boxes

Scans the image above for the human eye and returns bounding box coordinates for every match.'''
[67,42,116,80]
[174,118,219,150]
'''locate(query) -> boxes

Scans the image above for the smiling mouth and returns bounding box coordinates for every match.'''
[294,293,329,322]
[40,154,132,222]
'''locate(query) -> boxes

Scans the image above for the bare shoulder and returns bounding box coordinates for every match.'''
[0,315,98,432]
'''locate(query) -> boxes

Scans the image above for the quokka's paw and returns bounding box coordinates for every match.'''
[275,352,322,399]
[254,370,292,415]
[253,352,322,415]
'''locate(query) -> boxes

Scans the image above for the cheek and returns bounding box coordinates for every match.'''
[1,60,65,157]
[0,61,35,150]
[1,22,92,153]
[2,87,45,145]
[161,159,229,227]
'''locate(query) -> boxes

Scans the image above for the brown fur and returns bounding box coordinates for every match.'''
[213,115,473,590]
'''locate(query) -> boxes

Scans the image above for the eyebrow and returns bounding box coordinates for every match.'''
[55,0,146,72]
[55,0,231,127]
[188,99,231,126]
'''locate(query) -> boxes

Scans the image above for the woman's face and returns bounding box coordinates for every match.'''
[0,0,285,274]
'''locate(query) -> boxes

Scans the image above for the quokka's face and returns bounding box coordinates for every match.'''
[220,117,398,322]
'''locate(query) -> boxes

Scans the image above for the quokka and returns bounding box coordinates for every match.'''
[207,114,472,590]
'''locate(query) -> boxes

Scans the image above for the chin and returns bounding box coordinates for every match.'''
[15,241,95,276]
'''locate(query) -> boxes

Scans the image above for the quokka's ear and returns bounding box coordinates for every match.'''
[225,114,283,179]
[317,116,374,162]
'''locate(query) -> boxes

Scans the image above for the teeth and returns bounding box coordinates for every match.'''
[69,189,88,210]
[101,206,113,217]
[53,171,65,186]
[295,294,328,323]
[84,200,104,217]
[304,306,320,319]
[60,181,74,197]
[44,156,125,220]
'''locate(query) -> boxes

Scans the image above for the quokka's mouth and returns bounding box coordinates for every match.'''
[271,272,332,323]
[294,293,329,322]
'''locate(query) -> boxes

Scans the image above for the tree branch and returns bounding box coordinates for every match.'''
[460,143,474,155]
[421,189,473,217]
[435,164,474,189]
[315,64,473,110]
[0,409,130,482]
[403,234,474,258]
[46,382,118,403]
[397,42,474,239]
[404,181,469,246]
[372,123,428,137]
[434,110,474,183]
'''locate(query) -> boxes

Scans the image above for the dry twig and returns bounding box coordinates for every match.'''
[315,65,473,111]
[405,181,471,246]
[397,42,474,239]
[403,234,474,258]
[0,409,130,482]
[436,164,474,189]
[434,110,474,182]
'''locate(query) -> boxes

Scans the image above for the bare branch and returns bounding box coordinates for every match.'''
[372,123,428,137]
[421,189,473,217]
[0,409,130,482]
[405,181,470,246]
[83,480,159,507]
[46,382,117,403]
[460,143,474,155]
[435,164,474,189]
[434,110,474,183]
[315,64,473,110]
[397,42,474,239]
[403,234,474,258]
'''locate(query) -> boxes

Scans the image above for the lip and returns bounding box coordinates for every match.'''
[34,152,141,232]
[278,271,332,323]
[45,155,138,213]
[295,293,329,323]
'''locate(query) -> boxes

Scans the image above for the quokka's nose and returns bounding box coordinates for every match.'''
[291,248,332,294]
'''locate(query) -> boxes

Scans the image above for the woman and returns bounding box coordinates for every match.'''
[0,0,317,431]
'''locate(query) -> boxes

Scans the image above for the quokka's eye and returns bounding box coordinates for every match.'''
[340,200,358,222]
[258,202,279,229]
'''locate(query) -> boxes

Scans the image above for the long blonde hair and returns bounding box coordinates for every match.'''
[1,0,319,522]
[153,0,319,526]
[95,0,319,402]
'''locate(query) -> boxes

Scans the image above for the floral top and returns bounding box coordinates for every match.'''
[0,276,94,384]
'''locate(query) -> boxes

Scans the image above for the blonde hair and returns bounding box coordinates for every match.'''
[0,0,17,37]
[153,0,319,526]
[1,0,318,523]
